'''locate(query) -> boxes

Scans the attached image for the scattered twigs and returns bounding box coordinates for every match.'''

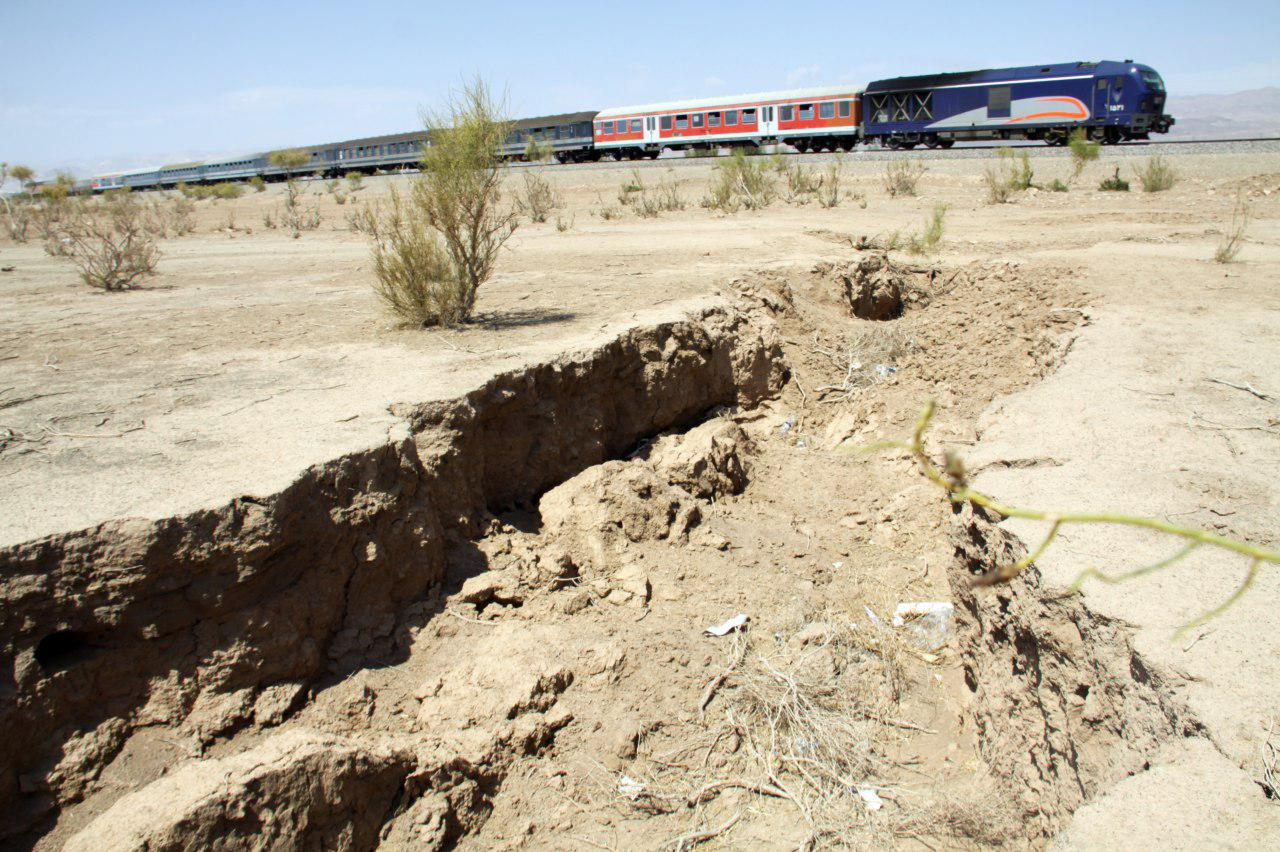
[863,399,1280,633]
[1207,377,1276,404]
[664,812,741,851]
[686,779,790,808]
[699,633,747,719]
[1260,717,1279,803]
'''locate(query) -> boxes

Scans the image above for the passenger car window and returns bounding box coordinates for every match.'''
[725,110,738,125]
[692,113,704,127]
[820,102,835,119]
[839,100,851,118]
[676,115,688,130]
[709,112,721,127]
[780,105,794,122]
[799,104,814,120]
[661,115,673,130]
[631,118,642,133]
[742,108,756,123]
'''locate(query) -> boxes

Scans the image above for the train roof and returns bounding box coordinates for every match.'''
[865,61,1136,93]
[597,85,863,118]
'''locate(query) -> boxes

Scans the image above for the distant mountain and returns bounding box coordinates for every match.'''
[1165,87,1280,139]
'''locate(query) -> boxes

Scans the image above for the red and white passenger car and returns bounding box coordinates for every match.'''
[593,85,863,159]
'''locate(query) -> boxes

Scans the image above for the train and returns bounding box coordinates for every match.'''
[79,60,1172,193]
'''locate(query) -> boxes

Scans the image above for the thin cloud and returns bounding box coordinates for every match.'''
[786,64,821,85]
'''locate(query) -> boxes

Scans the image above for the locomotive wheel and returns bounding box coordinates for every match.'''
[938,139,954,149]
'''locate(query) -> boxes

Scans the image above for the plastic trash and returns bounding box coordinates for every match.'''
[780,419,795,435]
[873,364,897,379]
[892,602,954,651]
[618,775,645,799]
[857,787,883,810]
[864,605,882,627]
[705,613,749,636]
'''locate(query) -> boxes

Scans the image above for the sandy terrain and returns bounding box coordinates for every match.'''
[1,148,1278,849]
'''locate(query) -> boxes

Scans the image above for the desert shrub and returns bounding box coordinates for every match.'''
[630,169,685,217]
[1068,128,1100,183]
[555,213,574,232]
[1098,165,1130,192]
[250,175,266,192]
[596,201,622,220]
[883,157,925,196]
[684,147,716,158]
[1214,195,1250,263]
[364,77,517,326]
[524,138,554,162]
[818,160,843,208]
[211,182,244,200]
[783,161,821,202]
[280,179,322,236]
[325,178,340,194]
[345,171,364,191]
[907,204,947,255]
[983,148,1034,203]
[1137,155,1176,192]
[262,211,277,229]
[335,192,348,205]
[516,169,560,223]
[1048,178,1069,192]
[53,194,160,290]
[144,197,195,238]
[701,148,776,213]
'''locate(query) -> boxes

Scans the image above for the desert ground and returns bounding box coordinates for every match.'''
[1,146,1277,850]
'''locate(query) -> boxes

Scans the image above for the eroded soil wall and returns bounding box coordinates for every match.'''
[0,303,785,836]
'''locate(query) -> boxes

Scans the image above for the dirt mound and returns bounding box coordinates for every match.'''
[66,729,413,852]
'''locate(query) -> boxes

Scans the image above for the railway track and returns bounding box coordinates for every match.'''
[512,136,1280,175]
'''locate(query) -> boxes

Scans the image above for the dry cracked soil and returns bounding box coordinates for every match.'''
[1,151,1278,850]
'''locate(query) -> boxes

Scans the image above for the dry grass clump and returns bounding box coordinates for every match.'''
[1214,194,1251,263]
[143,197,195,238]
[52,194,160,290]
[178,182,244,201]
[515,169,561,223]
[1137,155,1176,192]
[620,169,686,218]
[983,148,1034,203]
[883,158,925,197]
[345,171,364,191]
[249,175,266,192]
[364,77,517,326]
[1098,165,1130,192]
[702,149,776,213]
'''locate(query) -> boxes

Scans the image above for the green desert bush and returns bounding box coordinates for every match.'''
[1137,155,1176,192]
[1098,166,1130,192]
[907,204,948,255]
[250,175,266,192]
[1068,128,1100,183]
[702,149,776,212]
[365,77,517,325]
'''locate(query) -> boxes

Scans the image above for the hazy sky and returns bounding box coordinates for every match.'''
[3,0,1278,178]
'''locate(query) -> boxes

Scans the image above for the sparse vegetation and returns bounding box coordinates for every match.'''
[782,161,822,203]
[1137,155,1176,192]
[883,157,925,197]
[906,204,947,255]
[1214,194,1251,263]
[702,149,776,213]
[143,197,195,238]
[249,175,266,192]
[524,138,554,163]
[345,171,364,191]
[817,160,843,208]
[555,213,574,232]
[1,163,36,241]
[364,77,517,326]
[515,169,561,223]
[325,178,340,194]
[983,148,1035,203]
[52,193,160,290]
[1048,178,1069,192]
[177,182,245,201]
[1068,128,1100,183]
[1098,165,1130,192]
[626,169,685,217]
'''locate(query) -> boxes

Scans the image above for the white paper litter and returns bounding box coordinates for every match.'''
[618,775,645,798]
[857,787,883,810]
[892,602,954,627]
[864,605,881,627]
[705,613,749,636]
[892,602,955,651]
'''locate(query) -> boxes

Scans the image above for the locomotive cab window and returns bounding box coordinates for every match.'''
[725,110,738,125]
[819,102,835,119]
[799,104,814,120]
[780,105,794,122]
[692,113,704,128]
[676,115,688,130]
[661,115,673,130]
[987,86,1011,118]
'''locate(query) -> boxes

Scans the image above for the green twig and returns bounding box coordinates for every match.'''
[863,400,1279,633]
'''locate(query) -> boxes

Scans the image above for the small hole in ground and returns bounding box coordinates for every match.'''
[34,630,95,672]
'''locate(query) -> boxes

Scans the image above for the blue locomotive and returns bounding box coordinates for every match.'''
[862,60,1173,149]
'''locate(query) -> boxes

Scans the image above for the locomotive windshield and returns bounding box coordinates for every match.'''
[1140,70,1165,91]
